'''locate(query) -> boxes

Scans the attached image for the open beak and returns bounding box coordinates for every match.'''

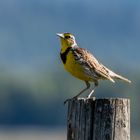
[56,33,64,38]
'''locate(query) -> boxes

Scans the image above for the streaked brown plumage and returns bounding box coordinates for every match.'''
[74,47,131,83]
[57,33,131,102]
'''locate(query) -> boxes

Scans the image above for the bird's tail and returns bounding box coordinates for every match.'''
[112,73,131,83]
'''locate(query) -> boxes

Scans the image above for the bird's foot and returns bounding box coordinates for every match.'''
[86,96,96,101]
[64,98,70,105]
[64,97,77,105]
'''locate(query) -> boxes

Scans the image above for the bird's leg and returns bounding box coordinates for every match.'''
[72,81,90,99]
[87,81,98,98]
[64,81,90,104]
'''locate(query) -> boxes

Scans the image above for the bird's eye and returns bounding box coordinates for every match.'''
[65,36,71,39]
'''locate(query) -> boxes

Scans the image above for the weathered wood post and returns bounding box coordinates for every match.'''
[67,98,130,140]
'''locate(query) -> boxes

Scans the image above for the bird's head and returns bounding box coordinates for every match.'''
[57,33,77,50]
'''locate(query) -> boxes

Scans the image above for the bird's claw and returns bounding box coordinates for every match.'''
[64,97,77,105]
[64,99,70,105]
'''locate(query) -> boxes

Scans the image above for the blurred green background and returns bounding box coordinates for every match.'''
[0,0,139,140]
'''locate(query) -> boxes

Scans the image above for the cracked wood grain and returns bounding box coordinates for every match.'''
[67,98,130,140]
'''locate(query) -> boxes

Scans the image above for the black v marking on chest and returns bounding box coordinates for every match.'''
[60,47,72,64]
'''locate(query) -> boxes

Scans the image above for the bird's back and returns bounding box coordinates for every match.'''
[61,46,115,83]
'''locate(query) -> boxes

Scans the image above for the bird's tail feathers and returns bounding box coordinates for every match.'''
[108,77,115,83]
[112,73,131,83]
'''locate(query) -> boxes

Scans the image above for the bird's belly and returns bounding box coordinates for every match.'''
[63,53,93,81]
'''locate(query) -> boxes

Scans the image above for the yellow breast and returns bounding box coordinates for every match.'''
[63,51,93,82]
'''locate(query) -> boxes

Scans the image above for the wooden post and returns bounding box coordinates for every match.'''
[67,98,130,140]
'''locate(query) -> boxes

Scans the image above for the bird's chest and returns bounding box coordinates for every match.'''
[61,51,90,80]
[64,51,82,71]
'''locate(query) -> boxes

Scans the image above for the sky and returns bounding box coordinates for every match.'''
[0,0,140,74]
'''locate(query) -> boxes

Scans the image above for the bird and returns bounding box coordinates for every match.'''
[57,33,131,103]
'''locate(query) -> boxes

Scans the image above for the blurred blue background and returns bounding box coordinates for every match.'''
[0,0,139,140]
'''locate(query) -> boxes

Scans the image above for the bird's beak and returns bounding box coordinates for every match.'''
[56,33,64,38]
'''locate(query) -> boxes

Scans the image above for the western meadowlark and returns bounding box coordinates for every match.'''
[57,33,131,102]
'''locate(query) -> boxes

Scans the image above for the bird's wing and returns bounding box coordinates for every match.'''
[72,47,115,82]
